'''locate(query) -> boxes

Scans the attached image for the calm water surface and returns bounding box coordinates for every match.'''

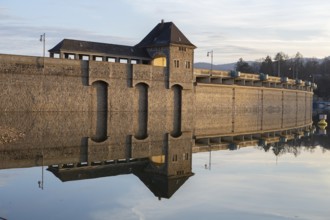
[1,144,330,219]
[0,112,329,220]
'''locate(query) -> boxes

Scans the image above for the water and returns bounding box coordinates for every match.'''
[1,146,329,220]
[0,114,329,220]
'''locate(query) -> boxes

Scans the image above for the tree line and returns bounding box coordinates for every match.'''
[235,52,330,99]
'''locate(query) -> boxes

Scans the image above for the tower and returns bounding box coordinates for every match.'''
[136,20,196,89]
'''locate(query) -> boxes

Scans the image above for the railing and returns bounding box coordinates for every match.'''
[193,68,317,90]
[194,68,230,77]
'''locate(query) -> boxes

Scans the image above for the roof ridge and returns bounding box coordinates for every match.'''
[135,21,196,48]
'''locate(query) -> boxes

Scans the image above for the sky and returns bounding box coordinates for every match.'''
[1,0,330,64]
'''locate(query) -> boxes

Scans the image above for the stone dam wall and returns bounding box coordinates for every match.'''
[0,54,313,136]
[194,84,312,137]
[0,54,313,169]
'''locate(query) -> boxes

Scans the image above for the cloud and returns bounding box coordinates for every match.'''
[1,0,330,63]
[0,22,138,56]
[123,0,330,63]
[0,7,12,20]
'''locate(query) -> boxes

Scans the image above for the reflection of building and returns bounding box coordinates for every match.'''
[0,110,321,199]
[48,133,193,200]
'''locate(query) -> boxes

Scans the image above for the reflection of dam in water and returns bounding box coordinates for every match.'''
[0,109,313,168]
[0,107,315,198]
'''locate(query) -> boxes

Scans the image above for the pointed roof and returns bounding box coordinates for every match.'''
[136,21,196,48]
[135,171,194,199]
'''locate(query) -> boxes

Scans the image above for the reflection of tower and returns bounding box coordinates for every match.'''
[135,133,194,199]
[47,131,194,200]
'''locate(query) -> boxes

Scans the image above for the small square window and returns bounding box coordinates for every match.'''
[120,58,128,64]
[107,57,116,62]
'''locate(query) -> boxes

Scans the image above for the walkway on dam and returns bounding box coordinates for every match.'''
[194,68,316,92]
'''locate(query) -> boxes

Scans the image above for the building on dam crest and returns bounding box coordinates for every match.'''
[49,20,196,75]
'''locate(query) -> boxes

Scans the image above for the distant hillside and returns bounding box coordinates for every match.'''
[194,62,236,71]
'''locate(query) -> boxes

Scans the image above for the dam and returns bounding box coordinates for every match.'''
[0,20,315,198]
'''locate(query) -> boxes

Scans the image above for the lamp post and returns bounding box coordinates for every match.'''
[40,33,45,68]
[207,50,213,75]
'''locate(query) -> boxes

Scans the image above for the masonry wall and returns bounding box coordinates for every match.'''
[0,54,314,169]
[0,54,195,169]
[194,84,313,137]
[0,54,90,111]
[0,54,194,114]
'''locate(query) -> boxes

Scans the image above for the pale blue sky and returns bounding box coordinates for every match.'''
[1,0,330,64]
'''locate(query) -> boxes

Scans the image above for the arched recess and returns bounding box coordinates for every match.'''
[91,80,108,142]
[171,85,182,137]
[152,55,167,67]
[134,83,149,140]
[92,81,108,112]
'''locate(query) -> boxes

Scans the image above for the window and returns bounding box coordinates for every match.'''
[179,47,186,52]
[185,61,191,69]
[107,57,116,63]
[172,154,178,162]
[131,59,138,64]
[52,53,60,59]
[174,60,180,68]
[81,55,89,61]
[183,153,189,160]
[94,56,103,62]
[119,58,128,64]
[67,54,75,59]
[153,57,167,67]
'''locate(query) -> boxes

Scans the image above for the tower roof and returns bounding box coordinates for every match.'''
[134,171,194,199]
[136,21,196,48]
